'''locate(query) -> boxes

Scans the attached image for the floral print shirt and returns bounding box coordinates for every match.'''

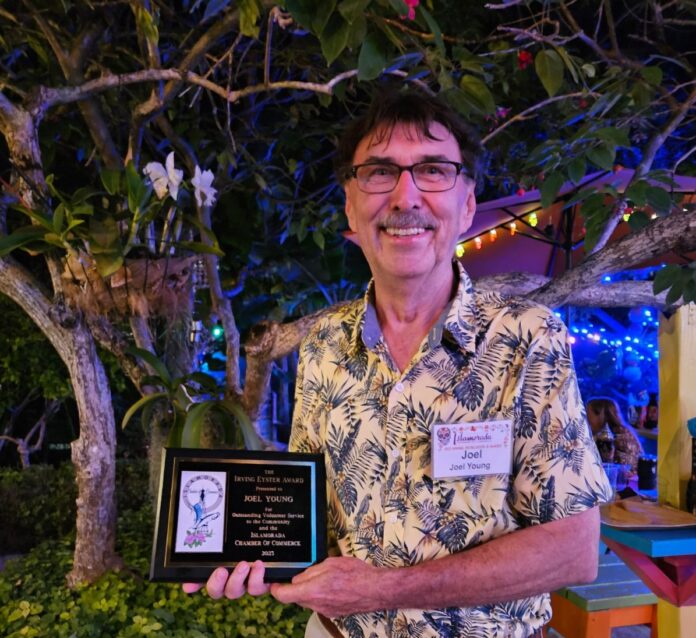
[290,264,612,638]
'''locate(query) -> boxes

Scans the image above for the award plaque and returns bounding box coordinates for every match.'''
[150,448,327,582]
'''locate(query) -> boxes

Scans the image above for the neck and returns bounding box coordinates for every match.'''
[372,265,457,372]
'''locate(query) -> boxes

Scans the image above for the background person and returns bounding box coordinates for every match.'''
[186,88,613,638]
[586,396,644,476]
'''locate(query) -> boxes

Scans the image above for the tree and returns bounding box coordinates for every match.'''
[1,0,694,585]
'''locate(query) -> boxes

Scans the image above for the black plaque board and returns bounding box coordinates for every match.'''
[150,448,327,582]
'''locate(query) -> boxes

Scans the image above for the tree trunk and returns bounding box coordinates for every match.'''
[66,320,120,586]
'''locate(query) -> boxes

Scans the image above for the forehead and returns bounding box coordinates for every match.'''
[353,121,462,163]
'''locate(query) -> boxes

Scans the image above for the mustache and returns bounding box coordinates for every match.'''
[378,212,436,229]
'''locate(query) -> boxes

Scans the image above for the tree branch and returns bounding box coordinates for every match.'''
[242,305,348,420]
[27,12,121,168]
[530,207,696,307]
[197,205,242,402]
[482,92,597,145]
[30,68,359,124]
[476,274,668,307]
[85,315,150,392]
[590,84,696,254]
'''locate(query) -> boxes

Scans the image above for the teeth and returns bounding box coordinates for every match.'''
[384,227,426,236]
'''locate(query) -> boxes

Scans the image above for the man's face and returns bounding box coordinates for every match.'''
[344,121,476,286]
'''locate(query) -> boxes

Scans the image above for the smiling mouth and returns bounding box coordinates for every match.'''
[382,226,433,237]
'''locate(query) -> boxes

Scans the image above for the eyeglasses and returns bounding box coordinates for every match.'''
[348,161,469,194]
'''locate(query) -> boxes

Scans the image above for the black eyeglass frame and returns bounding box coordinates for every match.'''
[348,161,471,194]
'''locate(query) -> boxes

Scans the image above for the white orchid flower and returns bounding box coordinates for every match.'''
[191,165,217,207]
[143,152,184,201]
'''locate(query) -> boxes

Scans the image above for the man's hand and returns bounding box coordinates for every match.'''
[271,556,386,617]
[182,560,271,599]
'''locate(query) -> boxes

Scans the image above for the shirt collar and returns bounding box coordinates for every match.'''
[351,262,479,356]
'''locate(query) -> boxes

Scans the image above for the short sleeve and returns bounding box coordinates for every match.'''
[509,312,613,525]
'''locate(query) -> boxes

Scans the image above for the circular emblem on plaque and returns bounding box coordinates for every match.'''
[182,474,224,515]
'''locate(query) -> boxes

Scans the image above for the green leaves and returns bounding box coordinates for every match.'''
[0,226,49,257]
[238,0,262,37]
[181,399,263,450]
[567,157,586,184]
[645,186,673,215]
[312,0,336,34]
[125,161,150,216]
[100,168,121,195]
[577,191,613,253]
[539,172,565,209]
[640,65,663,86]
[459,75,495,114]
[358,31,389,81]
[586,143,616,171]
[535,50,564,97]
[121,392,168,430]
[127,346,173,388]
[653,264,696,305]
[338,0,371,23]
[89,216,124,277]
[320,14,350,65]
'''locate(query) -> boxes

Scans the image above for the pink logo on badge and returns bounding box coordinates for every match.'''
[436,426,451,446]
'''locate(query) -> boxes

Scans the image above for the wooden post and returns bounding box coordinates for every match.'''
[657,303,696,509]
[656,303,696,637]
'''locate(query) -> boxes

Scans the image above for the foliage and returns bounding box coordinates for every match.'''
[0,296,71,415]
[0,460,149,553]
[0,508,310,638]
[122,348,264,450]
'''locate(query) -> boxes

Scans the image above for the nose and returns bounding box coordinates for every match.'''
[388,167,421,209]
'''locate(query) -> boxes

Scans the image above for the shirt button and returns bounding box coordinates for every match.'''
[390,449,400,459]
[395,382,404,392]
[389,514,398,524]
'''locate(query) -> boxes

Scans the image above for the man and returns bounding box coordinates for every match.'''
[187,89,612,637]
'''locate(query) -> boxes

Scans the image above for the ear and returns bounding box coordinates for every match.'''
[344,185,358,232]
[458,186,477,236]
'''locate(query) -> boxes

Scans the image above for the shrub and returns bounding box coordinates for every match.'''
[0,464,76,553]
[0,460,150,553]
[0,503,311,637]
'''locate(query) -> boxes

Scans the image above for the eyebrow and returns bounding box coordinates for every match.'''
[358,153,455,164]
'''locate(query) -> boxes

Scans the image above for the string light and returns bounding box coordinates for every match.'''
[528,212,538,227]
[455,243,465,258]
[623,206,633,222]
[509,222,517,236]
[474,236,482,250]
[489,229,498,242]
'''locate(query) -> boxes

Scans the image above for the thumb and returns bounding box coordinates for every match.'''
[182,582,204,594]
[270,582,298,604]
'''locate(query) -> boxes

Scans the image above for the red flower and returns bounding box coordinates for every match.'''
[517,50,533,70]
[401,0,419,21]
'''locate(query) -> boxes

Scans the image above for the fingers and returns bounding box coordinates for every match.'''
[184,562,270,600]
[247,560,271,596]
[182,582,204,594]
[206,566,233,599]
[223,561,253,599]
[290,563,321,585]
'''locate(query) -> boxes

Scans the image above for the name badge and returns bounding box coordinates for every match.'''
[431,420,513,479]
